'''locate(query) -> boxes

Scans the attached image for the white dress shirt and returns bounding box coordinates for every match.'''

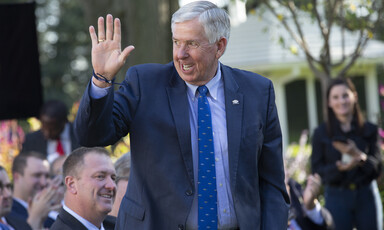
[63,204,105,230]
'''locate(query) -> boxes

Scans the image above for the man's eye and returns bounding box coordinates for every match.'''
[189,41,199,48]
[173,40,180,46]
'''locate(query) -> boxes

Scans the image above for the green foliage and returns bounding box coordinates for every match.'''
[284,130,312,184]
[36,0,91,107]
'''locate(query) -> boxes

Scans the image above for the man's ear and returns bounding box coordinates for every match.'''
[215,37,228,59]
[65,176,77,194]
[12,172,21,182]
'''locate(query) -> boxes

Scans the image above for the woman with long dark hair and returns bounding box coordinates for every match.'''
[311,78,382,230]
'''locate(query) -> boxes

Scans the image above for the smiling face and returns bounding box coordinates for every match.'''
[14,156,50,201]
[172,18,227,86]
[328,84,356,120]
[72,153,116,218]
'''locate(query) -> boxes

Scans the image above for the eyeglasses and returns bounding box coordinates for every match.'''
[172,39,213,50]
[0,182,13,194]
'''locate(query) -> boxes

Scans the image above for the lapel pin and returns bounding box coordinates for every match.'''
[232,99,239,105]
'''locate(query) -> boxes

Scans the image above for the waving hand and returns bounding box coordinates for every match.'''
[89,14,135,87]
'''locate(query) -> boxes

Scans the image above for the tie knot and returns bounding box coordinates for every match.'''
[197,85,208,96]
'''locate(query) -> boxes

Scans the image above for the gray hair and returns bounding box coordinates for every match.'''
[114,152,131,185]
[171,1,230,43]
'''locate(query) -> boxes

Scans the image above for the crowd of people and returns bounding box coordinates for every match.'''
[0,1,383,229]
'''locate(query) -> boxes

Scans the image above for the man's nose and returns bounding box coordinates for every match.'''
[105,177,116,191]
[39,175,48,187]
[177,45,189,59]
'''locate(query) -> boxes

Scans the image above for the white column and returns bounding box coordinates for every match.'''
[365,69,380,123]
[228,0,247,26]
[306,77,318,134]
[274,81,288,154]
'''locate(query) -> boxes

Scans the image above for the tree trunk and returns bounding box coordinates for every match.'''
[314,74,332,122]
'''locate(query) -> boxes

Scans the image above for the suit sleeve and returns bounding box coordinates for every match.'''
[259,81,290,230]
[74,67,141,147]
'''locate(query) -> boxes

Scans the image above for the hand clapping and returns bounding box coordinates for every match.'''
[332,139,367,171]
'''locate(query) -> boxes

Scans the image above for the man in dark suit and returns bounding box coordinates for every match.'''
[50,147,116,230]
[21,100,80,163]
[9,152,62,229]
[75,1,289,229]
[0,165,32,230]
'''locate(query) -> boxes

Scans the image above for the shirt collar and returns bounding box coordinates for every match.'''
[63,204,105,230]
[13,197,28,209]
[185,62,221,101]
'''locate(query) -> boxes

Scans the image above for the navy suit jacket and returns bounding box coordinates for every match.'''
[8,198,55,228]
[4,214,32,230]
[21,123,80,157]
[50,208,115,230]
[75,62,290,229]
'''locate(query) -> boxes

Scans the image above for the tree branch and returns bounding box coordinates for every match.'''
[336,30,369,78]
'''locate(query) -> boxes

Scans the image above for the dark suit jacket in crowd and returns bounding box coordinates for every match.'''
[4,214,32,230]
[75,62,290,229]
[21,122,80,157]
[288,178,334,230]
[50,208,114,230]
[8,198,55,229]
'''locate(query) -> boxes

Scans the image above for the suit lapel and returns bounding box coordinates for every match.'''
[166,70,194,186]
[222,65,243,192]
[58,208,88,230]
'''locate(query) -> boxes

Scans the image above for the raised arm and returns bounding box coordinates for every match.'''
[89,14,135,88]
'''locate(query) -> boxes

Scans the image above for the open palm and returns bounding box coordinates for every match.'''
[89,14,135,82]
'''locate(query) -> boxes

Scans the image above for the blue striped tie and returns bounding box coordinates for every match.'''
[197,85,217,230]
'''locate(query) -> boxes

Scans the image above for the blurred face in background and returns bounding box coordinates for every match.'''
[0,170,13,217]
[14,156,50,200]
[328,84,356,120]
[40,115,66,140]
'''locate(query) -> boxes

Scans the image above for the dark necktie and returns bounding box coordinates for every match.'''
[197,85,218,229]
[56,139,65,156]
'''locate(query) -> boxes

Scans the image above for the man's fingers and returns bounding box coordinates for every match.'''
[97,16,106,41]
[89,26,98,47]
[113,18,121,43]
[106,14,113,41]
[308,174,321,186]
[120,45,135,62]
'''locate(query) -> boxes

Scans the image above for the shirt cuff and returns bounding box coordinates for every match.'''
[90,76,111,99]
[304,202,324,225]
